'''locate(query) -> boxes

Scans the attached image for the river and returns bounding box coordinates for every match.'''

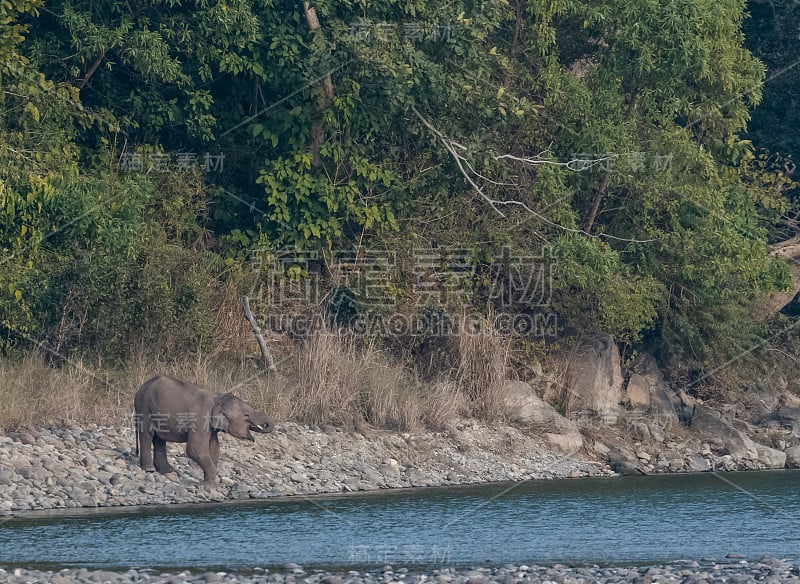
[1,471,798,571]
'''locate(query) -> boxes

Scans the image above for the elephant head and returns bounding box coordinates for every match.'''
[209,393,274,441]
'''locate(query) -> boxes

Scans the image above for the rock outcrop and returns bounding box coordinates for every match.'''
[689,405,786,469]
[784,444,800,468]
[625,354,681,426]
[560,334,625,424]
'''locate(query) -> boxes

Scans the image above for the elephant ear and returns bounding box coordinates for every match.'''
[209,394,234,432]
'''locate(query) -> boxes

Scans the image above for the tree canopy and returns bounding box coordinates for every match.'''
[0,0,795,369]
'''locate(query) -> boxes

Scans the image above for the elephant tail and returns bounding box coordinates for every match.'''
[134,416,140,457]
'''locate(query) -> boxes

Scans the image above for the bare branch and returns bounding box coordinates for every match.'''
[410,105,656,243]
[496,152,621,171]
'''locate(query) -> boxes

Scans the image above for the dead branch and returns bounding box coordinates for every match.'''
[242,296,277,372]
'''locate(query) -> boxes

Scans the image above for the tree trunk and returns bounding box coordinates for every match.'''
[584,93,638,233]
[303,2,334,167]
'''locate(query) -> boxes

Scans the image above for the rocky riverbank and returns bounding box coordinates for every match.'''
[0,421,603,512]
[5,335,800,513]
[4,378,800,514]
[1,557,798,584]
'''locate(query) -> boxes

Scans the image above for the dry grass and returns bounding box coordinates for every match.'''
[0,330,467,432]
[0,356,133,430]
[455,314,510,420]
[289,331,463,429]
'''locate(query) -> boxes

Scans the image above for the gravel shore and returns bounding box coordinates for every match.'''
[1,558,798,584]
[2,425,798,583]
[0,422,603,513]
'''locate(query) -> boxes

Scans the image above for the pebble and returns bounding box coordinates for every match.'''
[3,562,796,584]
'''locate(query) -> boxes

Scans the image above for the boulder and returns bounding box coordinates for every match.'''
[685,454,710,472]
[690,405,758,459]
[785,444,800,469]
[625,374,651,410]
[755,444,786,469]
[628,420,651,442]
[561,333,624,424]
[625,354,681,430]
[690,405,786,468]
[504,381,559,425]
[502,380,583,452]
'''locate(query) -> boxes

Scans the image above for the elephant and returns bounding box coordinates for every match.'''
[134,375,274,485]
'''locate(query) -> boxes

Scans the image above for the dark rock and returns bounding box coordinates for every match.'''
[8,432,36,445]
[779,291,800,316]
[771,407,800,429]
[607,448,645,475]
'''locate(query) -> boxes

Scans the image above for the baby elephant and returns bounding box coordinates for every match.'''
[134,375,274,485]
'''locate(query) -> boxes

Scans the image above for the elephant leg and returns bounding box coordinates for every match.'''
[152,436,175,474]
[139,425,155,473]
[187,434,217,486]
[209,433,220,467]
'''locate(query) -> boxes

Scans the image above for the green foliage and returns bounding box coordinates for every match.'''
[0,0,794,373]
[0,169,221,358]
[552,234,663,342]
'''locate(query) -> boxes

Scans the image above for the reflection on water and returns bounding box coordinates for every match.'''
[1,471,799,570]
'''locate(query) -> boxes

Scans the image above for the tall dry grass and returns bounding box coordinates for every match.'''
[290,331,463,429]
[0,330,466,431]
[0,356,133,429]
[455,314,510,420]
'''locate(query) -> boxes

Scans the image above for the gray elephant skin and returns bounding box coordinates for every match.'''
[134,375,274,485]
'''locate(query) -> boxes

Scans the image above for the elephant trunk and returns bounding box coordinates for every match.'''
[249,415,274,434]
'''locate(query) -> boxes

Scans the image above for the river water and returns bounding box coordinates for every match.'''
[1,471,799,571]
